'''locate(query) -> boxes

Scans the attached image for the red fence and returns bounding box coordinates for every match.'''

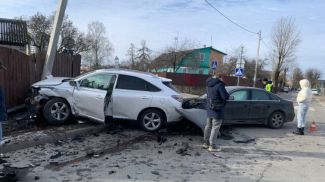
[155,72,255,87]
[0,46,81,108]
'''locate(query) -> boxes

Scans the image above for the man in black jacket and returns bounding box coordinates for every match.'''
[204,72,229,152]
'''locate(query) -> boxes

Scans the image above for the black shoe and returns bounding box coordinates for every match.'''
[300,127,304,135]
[293,128,304,135]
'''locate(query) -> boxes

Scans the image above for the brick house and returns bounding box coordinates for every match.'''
[153,47,226,75]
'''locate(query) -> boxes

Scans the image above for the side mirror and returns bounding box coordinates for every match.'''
[69,80,80,89]
[228,95,235,100]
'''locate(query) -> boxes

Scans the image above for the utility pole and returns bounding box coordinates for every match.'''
[42,0,68,79]
[237,46,244,86]
[210,35,213,47]
[253,30,261,87]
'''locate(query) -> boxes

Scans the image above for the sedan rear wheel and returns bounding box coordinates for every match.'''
[139,109,164,132]
[43,98,71,125]
[268,111,285,129]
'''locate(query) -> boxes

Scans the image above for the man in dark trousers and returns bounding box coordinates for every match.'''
[203,71,229,152]
[0,62,7,146]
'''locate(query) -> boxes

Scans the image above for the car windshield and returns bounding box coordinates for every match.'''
[73,71,96,80]
[163,81,180,93]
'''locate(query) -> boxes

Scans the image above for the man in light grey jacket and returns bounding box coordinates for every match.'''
[293,79,312,135]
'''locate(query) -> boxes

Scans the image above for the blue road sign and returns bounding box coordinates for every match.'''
[211,60,218,70]
[235,68,244,76]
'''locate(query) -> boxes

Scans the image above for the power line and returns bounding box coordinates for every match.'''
[204,0,257,35]
[261,38,272,50]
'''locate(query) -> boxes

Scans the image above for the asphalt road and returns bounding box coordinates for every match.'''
[1,92,325,182]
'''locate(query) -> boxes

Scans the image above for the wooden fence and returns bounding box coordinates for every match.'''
[0,46,81,109]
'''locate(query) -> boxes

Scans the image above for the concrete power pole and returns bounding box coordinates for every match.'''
[42,0,68,79]
[253,30,261,87]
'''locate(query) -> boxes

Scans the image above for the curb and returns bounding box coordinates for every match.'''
[1,125,108,153]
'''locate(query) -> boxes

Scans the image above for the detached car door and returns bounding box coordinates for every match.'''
[112,75,153,120]
[224,89,251,123]
[73,73,116,122]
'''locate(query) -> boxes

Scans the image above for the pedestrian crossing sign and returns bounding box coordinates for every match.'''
[211,60,218,70]
[235,68,244,76]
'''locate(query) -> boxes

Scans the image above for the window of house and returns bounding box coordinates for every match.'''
[198,53,205,61]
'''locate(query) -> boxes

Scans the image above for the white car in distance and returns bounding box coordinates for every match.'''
[311,88,319,95]
[31,69,183,131]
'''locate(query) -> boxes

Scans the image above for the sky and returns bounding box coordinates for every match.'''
[0,0,324,78]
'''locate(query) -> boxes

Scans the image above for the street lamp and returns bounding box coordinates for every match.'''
[114,56,119,69]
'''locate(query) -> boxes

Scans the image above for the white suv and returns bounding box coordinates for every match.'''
[31,69,183,131]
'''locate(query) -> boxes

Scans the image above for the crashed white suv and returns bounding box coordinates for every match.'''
[32,69,183,131]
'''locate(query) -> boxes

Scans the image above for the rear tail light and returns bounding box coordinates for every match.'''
[172,95,183,102]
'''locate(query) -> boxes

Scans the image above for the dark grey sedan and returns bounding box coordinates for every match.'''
[176,86,295,130]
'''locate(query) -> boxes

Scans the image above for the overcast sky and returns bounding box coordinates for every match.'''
[1,0,324,77]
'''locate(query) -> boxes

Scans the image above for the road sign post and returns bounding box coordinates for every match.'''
[236,46,244,86]
[211,60,218,75]
[235,67,244,86]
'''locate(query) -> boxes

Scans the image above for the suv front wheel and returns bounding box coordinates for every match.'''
[139,109,164,132]
[43,98,71,125]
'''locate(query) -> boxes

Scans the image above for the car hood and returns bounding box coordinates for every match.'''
[32,77,71,87]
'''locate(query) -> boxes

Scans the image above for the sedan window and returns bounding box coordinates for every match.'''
[116,75,160,92]
[251,90,271,100]
[80,74,113,90]
[230,90,249,101]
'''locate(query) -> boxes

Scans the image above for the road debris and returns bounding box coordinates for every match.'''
[108,171,116,175]
[233,137,256,144]
[151,171,160,175]
[176,142,191,156]
[49,151,62,159]
[157,135,167,145]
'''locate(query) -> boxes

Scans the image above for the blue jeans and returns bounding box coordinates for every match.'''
[297,103,309,128]
[0,122,2,143]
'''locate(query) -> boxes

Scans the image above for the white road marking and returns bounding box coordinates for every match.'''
[316,99,325,108]
[309,107,315,112]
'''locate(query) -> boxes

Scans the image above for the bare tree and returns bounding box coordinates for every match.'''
[58,16,89,55]
[222,57,237,75]
[126,43,136,69]
[271,17,301,92]
[244,59,269,82]
[27,12,88,55]
[135,40,151,71]
[151,39,198,72]
[292,67,304,89]
[305,68,321,88]
[27,12,51,52]
[84,21,113,69]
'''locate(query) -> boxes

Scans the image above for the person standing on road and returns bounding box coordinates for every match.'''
[0,63,7,146]
[262,78,273,93]
[203,72,229,152]
[293,79,312,135]
[0,87,7,145]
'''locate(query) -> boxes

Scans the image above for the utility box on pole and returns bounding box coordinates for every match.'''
[41,0,68,79]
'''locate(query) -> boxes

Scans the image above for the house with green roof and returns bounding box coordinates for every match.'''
[153,46,226,75]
